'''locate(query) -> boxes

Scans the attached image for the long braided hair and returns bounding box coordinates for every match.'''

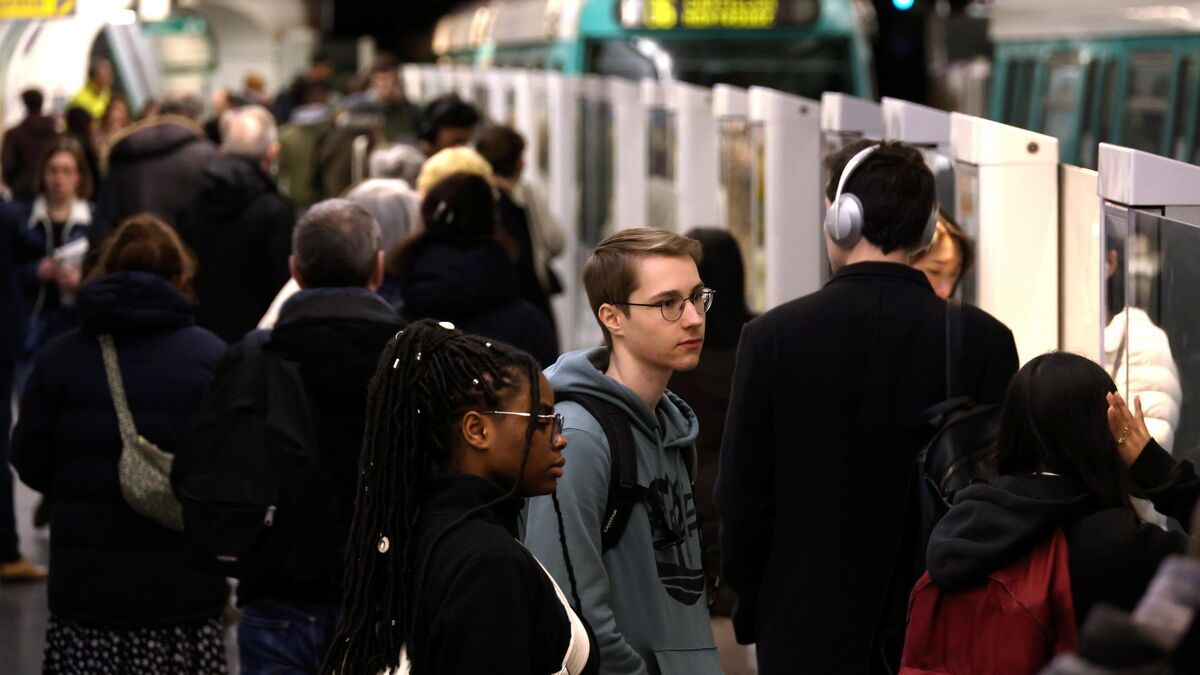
[322,319,579,674]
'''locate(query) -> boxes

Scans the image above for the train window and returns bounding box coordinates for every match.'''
[1006,59,1035,127]
[1175,57,1195,161]
[1042,53,1087,145]
[590,38,850,100]
[1121,51,1173,154]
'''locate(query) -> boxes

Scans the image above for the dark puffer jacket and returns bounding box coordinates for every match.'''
[92,116,217,243]
[398,240,558,368]
[11,271,227,626]
[177,153,295,344]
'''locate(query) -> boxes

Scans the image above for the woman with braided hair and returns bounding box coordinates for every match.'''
[324,319,597,675]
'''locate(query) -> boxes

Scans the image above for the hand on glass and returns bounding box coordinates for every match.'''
[1107,391,1151,467]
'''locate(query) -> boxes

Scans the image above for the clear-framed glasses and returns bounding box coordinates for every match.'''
[613,288,715,322]
[483,411,565,439]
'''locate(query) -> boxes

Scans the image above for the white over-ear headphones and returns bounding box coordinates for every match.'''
[824,144,939,251]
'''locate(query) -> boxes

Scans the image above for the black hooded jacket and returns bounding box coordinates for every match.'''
[178,153,295,344]
[398,241,558,368]
[93,116,217,243]
[927,440,1200,625]
[11,271,227,626]
[235,287,403,607]
[409,474,598,674]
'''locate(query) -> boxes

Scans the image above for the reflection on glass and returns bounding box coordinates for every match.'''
[536,90,550,179]
[575,95,615,345]
[1118,209,1186,455]
[1042,53,1086,145]
[647,106,677,230]
[505,88,517,125]
[475,85,490,121]
[719,116,759,308]
[953,165,980,305]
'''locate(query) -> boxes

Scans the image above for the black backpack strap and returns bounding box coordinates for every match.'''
[556,392,643,552]
[946,298,964,400]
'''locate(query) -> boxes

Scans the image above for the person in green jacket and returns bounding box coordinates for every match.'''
[276,81,334,212]
[525,228,722,675]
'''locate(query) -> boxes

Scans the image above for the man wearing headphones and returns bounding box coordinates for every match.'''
[716,140,1019,674]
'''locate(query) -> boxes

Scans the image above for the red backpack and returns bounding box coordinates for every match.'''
[900,529,1079,675]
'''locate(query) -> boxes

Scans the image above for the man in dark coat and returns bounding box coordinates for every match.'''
[177,105,295,344]
[91,101,217,245]
[717,140,1020,674]
[2,89,58,204]
[226,199,403,674]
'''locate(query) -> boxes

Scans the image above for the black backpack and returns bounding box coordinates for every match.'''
[172,330,336,584]
[555,392,645,552]
[911,299,1004,572]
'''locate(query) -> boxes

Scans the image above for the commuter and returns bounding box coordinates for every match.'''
[389,172,558,368]
[901,353,1200,674]
[345,178,419,304]
[242,72,269,108]
[94,96,132,153]
[475,124,565,324]
[415,145,495,195]
[668,227,755,675]
[418,95,479,157]
[69,58,114,122]
[229,199,402,675]
[352,56,417,142]
[272,51,334,128]
[92,95,216,244]
[909,210,973,300]
[2,89,58,204]
[277,80,334,211]
[256,178,418,328]
[11,214,228,674]
[63,106,102,191]
[0,206,44,582]
[322,320,593,674]
[137,98,160,121]
[317,97,384,201]
[203,88,244,145]
[177,105,294,344]
[15,138,94,364]
[525,228,722,674]
[717,140,1019,674]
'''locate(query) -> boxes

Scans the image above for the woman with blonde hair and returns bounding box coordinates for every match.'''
[12,214,228,674]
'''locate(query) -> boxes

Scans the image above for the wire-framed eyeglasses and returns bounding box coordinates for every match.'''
[483,411,565,439]
[612,288,715,322]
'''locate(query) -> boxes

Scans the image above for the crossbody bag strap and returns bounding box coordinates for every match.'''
[98,334,140,445]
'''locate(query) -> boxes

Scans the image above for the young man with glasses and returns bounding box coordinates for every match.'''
[525,228,722,675]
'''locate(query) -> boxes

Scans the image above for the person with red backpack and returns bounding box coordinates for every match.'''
[902,352,1200,674]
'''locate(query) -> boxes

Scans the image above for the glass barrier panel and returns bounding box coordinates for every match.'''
[647,106,678,230]
[953,163,980,305]
[1124,209,1197,457]
[719,116,754,299]
[749,121,766,313]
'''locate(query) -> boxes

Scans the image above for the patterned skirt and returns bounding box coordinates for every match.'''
[43,615,227,675]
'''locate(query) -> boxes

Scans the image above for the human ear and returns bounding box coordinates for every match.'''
[460,411,491,451]
[598,303,625,340]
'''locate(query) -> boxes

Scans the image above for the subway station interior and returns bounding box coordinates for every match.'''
[3,0,1200,673]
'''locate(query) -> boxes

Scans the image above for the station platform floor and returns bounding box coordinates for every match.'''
[0,480,241,674]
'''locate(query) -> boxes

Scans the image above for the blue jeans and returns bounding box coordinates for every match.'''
[238,599,340,675]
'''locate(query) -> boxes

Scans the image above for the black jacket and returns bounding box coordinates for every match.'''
[11,271,227,626]
[92,116,217,243]
[2,115,57,202]
[178,154,295,344]
[927,440,1200,625]
[717,262,1019,674]
[235,287,403,607]
[398,241,558,368]
[410,474,597,674]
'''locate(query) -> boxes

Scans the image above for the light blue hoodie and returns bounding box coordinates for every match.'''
[524,348,721,675]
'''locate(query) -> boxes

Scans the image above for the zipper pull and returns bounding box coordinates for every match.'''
[264,505,276,527]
